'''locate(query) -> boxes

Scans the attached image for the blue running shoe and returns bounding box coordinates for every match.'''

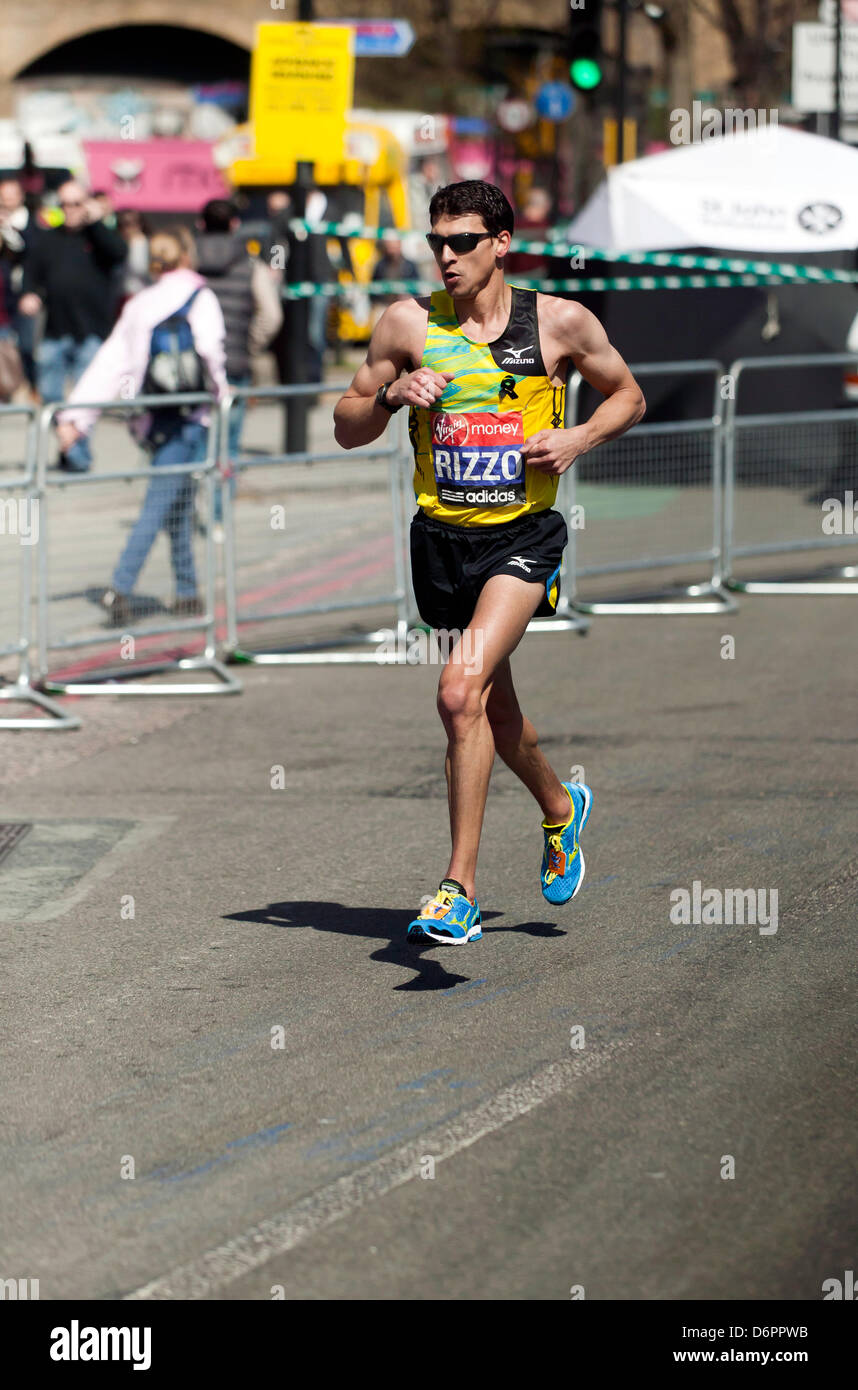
[540,782,593,904]
[407,880,482,946]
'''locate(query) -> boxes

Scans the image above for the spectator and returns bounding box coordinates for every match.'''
[116,209,152,300]
[175,224,198,269]
[262,190,291,270]
[370,233,419,329]
[19,179,127,471]
[0,187,25,353]
[505,186,553,280]
[0,235,24,400]
[268,186,337,382]
[411,156,445,229]
[0,179,37,395]
[56,230,227,628]
[195,197,282,467]
[410,156,447,281]
[305,187,338,381]
[0,229,19,339]
[372,233,418,287]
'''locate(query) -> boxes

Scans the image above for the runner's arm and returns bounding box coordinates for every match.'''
[521,300,646,475]
[557,299,646,448]
[334,299,450,448]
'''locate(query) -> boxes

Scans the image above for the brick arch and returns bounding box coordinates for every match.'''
[3,3,254,84]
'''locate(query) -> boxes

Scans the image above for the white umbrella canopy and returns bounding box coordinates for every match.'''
[567,125,858,253]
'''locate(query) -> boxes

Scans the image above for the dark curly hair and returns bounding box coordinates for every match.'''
[428,180,514,238]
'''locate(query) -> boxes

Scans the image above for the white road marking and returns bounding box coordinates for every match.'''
[125,1039,631,1300]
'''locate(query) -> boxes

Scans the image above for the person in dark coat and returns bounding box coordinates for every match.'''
[195,198,283,524]
[19,180,127,470]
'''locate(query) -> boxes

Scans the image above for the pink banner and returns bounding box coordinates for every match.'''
[82,140,230,213]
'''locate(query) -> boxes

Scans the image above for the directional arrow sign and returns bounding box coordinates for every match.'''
[535,81,575,122]
[337,20,416,57]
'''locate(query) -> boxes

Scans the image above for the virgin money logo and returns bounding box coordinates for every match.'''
[432,412,523,447]
[433,414,470,446]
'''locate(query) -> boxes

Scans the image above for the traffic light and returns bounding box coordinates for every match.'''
[568,0,604,93]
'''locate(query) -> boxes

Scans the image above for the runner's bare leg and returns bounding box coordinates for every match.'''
[483,655,571,820]
[437,574,570,900]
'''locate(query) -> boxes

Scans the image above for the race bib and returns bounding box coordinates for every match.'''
[431,411,526,508]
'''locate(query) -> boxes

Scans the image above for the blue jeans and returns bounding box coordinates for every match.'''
[113,419,207,599]
[38,333,103,472]
[227,374,250,458]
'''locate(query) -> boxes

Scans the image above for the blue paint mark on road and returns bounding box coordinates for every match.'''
[302,1096,433,1161]
[442,977,487,997]
[147,1120,292,1184]
[398,1068,454,1090]
[655,938,697,961]
[338,1103,474,1165]
[455,977,538,1009]
[457,985,513,1008]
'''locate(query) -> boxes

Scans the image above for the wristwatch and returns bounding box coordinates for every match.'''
[376,381,403,414]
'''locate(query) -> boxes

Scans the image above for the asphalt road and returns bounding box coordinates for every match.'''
[1,585,856,1301]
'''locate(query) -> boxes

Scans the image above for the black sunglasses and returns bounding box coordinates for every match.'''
[426,231,493,255]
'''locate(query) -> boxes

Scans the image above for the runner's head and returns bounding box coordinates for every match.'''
[427,181,513,299]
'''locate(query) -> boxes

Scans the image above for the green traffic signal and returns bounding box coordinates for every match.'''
[569,57,603,92]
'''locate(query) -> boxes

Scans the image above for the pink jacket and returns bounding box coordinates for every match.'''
[60,268,228,437]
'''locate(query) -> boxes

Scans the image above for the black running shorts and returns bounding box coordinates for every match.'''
[410,508,568,631]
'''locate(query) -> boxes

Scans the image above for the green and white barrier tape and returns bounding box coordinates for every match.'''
[282,271,841,298]
[284,218,858,286]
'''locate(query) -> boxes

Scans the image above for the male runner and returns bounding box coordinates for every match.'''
[334,180,644,945]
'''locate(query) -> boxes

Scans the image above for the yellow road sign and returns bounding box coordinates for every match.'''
[250,23,355,163]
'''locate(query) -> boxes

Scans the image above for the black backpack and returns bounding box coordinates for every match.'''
[142,287,206,398]
[140,288,208,448]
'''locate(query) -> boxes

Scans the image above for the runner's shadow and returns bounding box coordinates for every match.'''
[491,920,566,938]
[223,899,506,991]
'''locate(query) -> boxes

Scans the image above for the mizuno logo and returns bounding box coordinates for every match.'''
[501,344,536,365]
[508,555,533,573]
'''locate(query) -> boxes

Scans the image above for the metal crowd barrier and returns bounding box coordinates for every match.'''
[14,348,855,730]
[34,395,242,696]
[219,381,414,665]
[723,354,858,593]
[566,360,737,615]
[0,403,80,729]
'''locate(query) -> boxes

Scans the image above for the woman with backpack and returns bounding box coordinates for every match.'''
[56,229,227,628]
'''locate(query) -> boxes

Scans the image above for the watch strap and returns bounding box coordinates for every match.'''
[376,381,403,413]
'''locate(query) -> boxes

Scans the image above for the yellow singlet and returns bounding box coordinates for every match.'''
[409,285,565,528]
